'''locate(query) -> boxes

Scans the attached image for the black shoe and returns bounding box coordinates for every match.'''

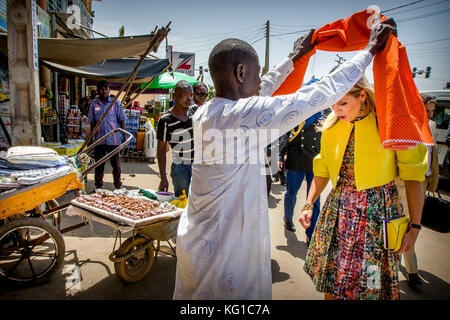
[283,218,296,232]
[407,273,423,290]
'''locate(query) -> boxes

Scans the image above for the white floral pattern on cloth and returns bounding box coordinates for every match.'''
[256,108,275,127]
[342,63,362,81]
[281,111,302,128]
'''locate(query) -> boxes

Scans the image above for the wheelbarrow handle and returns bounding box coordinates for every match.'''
[79,128,133,177]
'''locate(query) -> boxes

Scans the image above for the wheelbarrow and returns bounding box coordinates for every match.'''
[0,128,132,286]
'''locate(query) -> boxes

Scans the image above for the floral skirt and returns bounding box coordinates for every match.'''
[303,181,403,300]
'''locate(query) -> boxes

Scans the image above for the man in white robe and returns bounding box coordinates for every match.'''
[173,20,397,300]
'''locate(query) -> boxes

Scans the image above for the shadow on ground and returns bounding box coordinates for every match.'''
[275,229,308,261]
[399,265,450,300]
[271,259,290,284]
[269,183,285,209]
[0,246,177,300]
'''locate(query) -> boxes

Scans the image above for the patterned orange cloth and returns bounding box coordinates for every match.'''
[273,10,433,150]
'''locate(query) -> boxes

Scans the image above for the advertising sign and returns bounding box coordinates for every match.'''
[0,0,7,32]
[166,45,195,77]
[37,5,50,37]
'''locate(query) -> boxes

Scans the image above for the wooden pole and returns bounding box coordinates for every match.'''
[122,64,172,109]
[76,23,171,155]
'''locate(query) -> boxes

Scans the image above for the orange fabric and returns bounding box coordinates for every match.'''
[273,10,433,150]
[0,172,84,219]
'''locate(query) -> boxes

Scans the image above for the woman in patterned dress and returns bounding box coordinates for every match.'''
[299,76,428,300]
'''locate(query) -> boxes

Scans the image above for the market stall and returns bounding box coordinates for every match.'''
[40,57,170,162]
[0,24,175,286]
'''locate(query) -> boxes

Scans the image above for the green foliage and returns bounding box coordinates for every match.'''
[118,25,125,37]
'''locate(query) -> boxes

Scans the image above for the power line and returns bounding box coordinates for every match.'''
[271,23,321,28]
[169,28,265,52]
[387,0,449,15]
[407,46,450,52]
[173,28,265,53]
[405,37,450,46]
[272,36,294,44]
[382,0,425,13]
[271,29,311,37]
[251,36,266,45]
[168,24,264,43]
[396,7,450,22]
[171,28,263,45]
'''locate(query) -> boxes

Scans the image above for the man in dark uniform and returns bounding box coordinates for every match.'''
[279,108,323,244]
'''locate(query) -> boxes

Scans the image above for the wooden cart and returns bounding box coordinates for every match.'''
[0,129,132,286]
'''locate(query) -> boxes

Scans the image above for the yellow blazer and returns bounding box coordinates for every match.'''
[313,112,428,191]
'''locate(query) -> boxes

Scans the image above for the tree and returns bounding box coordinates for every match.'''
[118,25,125,37]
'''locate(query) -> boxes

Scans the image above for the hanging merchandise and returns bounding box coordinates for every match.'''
[67,105,81,139]
[80,115,90,139]
[144,120,157,159]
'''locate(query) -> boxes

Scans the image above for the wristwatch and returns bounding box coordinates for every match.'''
[301,203,313,212]
[409,223,422,230]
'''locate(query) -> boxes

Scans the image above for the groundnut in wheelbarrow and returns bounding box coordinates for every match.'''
[76,189,177,221]
[68,189,183,283]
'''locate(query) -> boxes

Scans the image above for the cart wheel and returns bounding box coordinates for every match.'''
[0,217,65,286]
[114,235,155,283]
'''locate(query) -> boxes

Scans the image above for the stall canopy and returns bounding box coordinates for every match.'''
[0,32,165,68]
[41,58,170,83]
[38,33,161,67]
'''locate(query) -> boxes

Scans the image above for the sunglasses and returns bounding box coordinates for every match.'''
[194,91,208,97]
[423,96,436,104]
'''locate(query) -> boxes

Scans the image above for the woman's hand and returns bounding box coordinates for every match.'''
[299,209,313,229]
[398,228,420,254]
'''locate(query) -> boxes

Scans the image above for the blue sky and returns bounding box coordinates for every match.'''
[92,0,450,91]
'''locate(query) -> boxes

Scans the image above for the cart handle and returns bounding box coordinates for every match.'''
[78,128,133,177]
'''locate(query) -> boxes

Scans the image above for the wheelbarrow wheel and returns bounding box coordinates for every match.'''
[114,235,155,283]
[0,217,65,286]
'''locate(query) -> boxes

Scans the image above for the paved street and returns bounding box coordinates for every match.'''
[1,160,449,300]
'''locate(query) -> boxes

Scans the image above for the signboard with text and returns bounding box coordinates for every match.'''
[0,0,7,32]
[37,5,50,37]
[166,45,195,76]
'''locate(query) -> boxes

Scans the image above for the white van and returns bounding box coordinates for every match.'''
[420,90,450,172]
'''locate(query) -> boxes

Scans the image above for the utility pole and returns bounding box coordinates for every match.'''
[412,66,431,79]
[264,20,269,75]
[335,54,346,66]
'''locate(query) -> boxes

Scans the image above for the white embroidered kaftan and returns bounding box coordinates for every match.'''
[173,51,373,300]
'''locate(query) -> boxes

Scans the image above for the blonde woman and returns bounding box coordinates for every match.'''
[299,76,427,300]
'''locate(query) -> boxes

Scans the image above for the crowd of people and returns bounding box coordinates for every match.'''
[86,14,441,300]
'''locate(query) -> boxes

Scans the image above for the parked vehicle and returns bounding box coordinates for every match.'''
[420,89,450,177]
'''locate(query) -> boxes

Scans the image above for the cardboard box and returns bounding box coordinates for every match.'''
[73,144,83,154]
[42,142,61,148]
[68,139,84,145]
[53,144,75,156]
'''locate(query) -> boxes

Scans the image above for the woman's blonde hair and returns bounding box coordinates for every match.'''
[319,75,376,131]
